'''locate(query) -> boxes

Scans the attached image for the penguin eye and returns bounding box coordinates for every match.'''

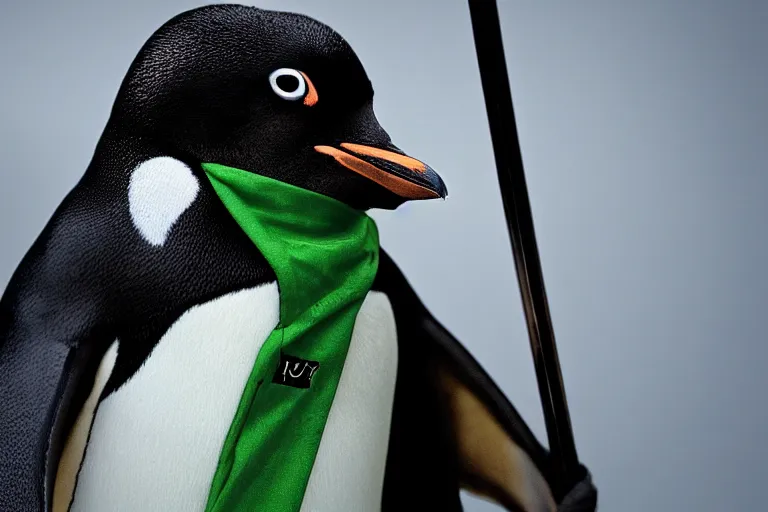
[269,68,319,107]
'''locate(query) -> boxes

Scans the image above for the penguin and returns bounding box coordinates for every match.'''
[0,4,596,512]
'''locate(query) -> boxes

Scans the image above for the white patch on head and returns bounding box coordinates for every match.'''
[300,291,399,512]
[128,156,199,246]
[68,284,280,512]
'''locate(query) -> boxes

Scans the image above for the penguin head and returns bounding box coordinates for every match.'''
[107,4,446,211]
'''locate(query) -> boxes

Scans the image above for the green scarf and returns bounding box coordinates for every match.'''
[200,163,380,512]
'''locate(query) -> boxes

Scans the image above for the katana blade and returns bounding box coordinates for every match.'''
[467,0,580,492]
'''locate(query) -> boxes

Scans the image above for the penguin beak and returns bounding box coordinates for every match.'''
[314,143,447,200]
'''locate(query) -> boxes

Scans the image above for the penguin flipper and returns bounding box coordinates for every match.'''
[378,249,596,512]
[0,196,117,512]
[425,315,597,511]
[0,328,104,512]
[424,314,559,511]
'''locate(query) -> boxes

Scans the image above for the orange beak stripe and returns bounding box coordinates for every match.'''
[314,145,440,200]
[340,143,427,173]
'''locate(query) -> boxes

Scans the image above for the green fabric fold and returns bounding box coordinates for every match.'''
[200,163,380,512]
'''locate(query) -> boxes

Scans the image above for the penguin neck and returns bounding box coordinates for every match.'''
[201,162,372,239]
[201,162,380,326]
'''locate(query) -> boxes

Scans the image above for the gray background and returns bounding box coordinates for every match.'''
[1,0,766,510]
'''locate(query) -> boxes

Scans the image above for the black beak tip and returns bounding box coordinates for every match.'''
[425,164,448,199]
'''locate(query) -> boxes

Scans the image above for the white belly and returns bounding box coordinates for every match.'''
[64,284,280,512]
[300,291,399,512]
[57,286,399,512]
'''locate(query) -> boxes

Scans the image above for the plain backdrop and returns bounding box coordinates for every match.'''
[1,1,767,510]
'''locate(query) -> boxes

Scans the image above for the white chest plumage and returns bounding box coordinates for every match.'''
[300,291,399,512]
[55,285,399,512]
[54,156,400,511]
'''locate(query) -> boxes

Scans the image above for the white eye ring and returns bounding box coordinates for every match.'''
[269,68,307,101]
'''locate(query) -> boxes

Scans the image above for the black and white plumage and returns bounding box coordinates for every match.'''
[0,5,595,512]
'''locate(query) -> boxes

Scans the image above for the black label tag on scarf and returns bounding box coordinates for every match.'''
[273,353,320,389]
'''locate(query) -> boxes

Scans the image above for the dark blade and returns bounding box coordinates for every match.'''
[467,0,580,493]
